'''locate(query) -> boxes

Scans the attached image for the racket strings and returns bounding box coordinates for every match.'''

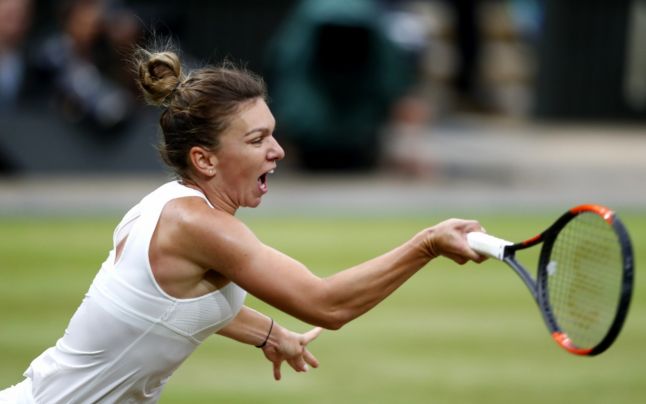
[545,213,623,349]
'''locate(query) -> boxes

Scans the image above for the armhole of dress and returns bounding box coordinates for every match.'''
[146,195,220,301]
[113,215,140,267]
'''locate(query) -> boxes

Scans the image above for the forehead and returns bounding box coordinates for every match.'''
[229,98,275,134]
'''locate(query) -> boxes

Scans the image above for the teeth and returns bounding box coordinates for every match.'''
[268,170,275,174]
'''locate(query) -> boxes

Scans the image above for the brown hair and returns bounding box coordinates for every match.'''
[133,47,267,177]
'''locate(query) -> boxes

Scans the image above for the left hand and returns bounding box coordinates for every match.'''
[261,326,322,381]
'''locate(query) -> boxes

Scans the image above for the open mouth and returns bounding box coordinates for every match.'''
[257,169,275,194]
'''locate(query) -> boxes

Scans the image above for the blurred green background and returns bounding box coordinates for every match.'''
[1,211,644,404]
[2,0,645,402]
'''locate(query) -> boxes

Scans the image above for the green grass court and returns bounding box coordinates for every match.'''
[1,211,644,403]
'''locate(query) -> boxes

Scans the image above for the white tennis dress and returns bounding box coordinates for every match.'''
[5,181,247,403]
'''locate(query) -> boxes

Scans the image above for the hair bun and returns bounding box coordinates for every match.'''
[136,50,183,106]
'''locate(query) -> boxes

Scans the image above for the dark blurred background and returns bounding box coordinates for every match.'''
[1,0,645,176]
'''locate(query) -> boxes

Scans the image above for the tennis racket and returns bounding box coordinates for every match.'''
[467,204,634,356]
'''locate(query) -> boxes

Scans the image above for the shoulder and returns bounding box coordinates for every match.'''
[148,197,263,289]
[158,197,260,261]
[160,196,239,233]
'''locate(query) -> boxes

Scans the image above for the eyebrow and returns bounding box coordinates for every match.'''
[243,127,272,137]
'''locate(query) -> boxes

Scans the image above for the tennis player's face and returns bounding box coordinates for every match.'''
[213,98,284,209]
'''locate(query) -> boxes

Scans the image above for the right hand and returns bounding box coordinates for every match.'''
[424,218,488,264]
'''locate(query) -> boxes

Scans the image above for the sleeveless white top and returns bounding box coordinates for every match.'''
[24,181,247,403]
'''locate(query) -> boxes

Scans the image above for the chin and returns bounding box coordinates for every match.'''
[244,198,263,208]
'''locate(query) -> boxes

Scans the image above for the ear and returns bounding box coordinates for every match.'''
[188,146,217,177]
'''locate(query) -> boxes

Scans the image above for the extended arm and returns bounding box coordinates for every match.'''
[246,218,484,329]
[173,199,485,330]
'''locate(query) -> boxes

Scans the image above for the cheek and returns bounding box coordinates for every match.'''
[214,142,264,184]
[218,154,255,183]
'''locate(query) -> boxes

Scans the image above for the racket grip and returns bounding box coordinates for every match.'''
[467,232,513,260]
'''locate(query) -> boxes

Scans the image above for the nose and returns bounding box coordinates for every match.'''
[268,136,285,162]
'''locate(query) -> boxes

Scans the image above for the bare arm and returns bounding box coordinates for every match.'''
[217,306,321,380]
[171,198,485,330]
[216,306,276,346]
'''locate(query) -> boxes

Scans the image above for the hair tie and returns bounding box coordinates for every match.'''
[162,80,181,107]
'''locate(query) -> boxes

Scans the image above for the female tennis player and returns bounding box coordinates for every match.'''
[0,47,486,403]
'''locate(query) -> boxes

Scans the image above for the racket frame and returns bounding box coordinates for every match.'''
[484,204,634,356]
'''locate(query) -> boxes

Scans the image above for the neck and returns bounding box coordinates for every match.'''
[179,177,238,216]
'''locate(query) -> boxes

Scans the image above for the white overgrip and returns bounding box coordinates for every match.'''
[466,232,513,260]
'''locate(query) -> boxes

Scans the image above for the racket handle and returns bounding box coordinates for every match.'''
[467,232,513,260]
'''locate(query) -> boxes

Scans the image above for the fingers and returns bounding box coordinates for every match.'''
[456,238,488,264]
[271,356,305,381]
[431,218,488,265]
[446,250,487,265]
[461,244,488,263]
[460,221,488,263]
[303,348,319,369]
[302,327,323,344]
[300,328,321,369]
[268,326,322,381]
[287,356,308,373]
[461,219,484,233]
[273,360,282,381]
[470,251,488,263]
[274,348,319,381]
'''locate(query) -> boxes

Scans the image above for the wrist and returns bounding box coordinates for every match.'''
[416,228,438,260]
[264,321,285,349]
[255,318,274,348]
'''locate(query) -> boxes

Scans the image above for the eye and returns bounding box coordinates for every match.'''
[250,136,263,145]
